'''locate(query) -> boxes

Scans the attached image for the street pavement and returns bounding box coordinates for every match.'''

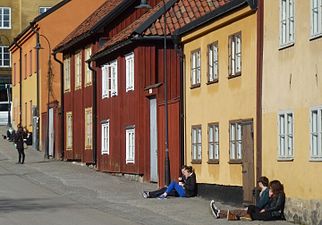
[0,126,295,225]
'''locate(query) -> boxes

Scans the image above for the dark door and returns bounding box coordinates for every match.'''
[241,120,255,204]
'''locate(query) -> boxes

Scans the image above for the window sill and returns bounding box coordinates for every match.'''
[310,33,322,41]
[64,89,70,93]
[309,158,322,162]
[207,159,219,164]
[277,157,294,162]
[190,84,201,89]
[228,73,241,79]
[85,147,92,150]
[207,79,218,85]
[66,148,72,151]
[228,159,242,164]
[279,42,294,51]
[191,160,202,164]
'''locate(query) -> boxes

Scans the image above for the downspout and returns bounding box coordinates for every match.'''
[13,39,22,125]
[87,59,97,166]
[256,0,264,179]
[172,35,184,169]
[53,52,64,160]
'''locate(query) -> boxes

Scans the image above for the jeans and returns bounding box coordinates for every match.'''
[165,181,186,197]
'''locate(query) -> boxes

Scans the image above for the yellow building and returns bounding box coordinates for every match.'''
[10,0,105,153]
[0,0,60,126]
[263,0,322,224]
[178,1,259,203]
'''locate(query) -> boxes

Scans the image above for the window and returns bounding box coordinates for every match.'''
[29,50,32,76]
[101,121,109,155]
[66,112,73,150]
[85,108,92,149]
[0,7,11,29]
[311,0,322,37]
[0,46,10,67]
[84,47,92,86]
[278,112,294,159]
[125,52,134,91]
[64,56,71,92]
[102,59,118,98]
[191,125,202,163]
[208,42,219,83]
[39,7,51,14]
[311,107,322,160]
[230,122,242,161]
[228,32,242,76]
[191,49,201,87]
[29,100,32,126]
[208,123,219,162]
[75,52,82,90]
[126,127,135,163]
[280,0,295,46]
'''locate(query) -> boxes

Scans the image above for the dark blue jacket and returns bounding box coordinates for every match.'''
[256,188,269,209]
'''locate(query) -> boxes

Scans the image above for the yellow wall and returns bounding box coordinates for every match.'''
[183,8,258,186]
[263,0,322,200]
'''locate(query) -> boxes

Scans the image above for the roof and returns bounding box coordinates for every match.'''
[54,0,123,52]
[92,0,235,60]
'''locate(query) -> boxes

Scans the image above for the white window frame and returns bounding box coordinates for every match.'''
[191,49,201,86]
[208,123,219,161]
[208,42,219,82]
[278,112,294,160]
[64,56,71,92]
[101,121,110,155]
[39,7,51,14]
[125,127,135,164]
[84,47,92,86]
[125,52,134,92]
[280,0,295,47]
[0,46,10,67]
[102,60,118,98]
[0,7,11,29]
[85,107,92,149]
[311,0,322,37]
[229,32,242,76]
[310,107,322,160]
[66,112,73,150]
[191,125,202,162]
[75,52,82,90]
[229,122,242,160]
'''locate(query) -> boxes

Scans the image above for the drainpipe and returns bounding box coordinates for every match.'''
[13,39,22,126]
[53,52,65,160]
[87,59,97,166]
[256,0,264,179]
[172,35,184,169]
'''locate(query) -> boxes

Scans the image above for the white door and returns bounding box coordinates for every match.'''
[150,98,158,182]
[48,108,54,157]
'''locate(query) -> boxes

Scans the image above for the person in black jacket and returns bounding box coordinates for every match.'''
[142,165,197,199]
[249,180,285,221]
[14,125,26,164]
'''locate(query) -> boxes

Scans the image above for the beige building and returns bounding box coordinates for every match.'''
[0,0,61,125]
[181,1,259,204]
[262,0,322,224]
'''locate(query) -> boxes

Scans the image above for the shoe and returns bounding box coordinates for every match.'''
[157,193,167,200]
[142,191,149,199]
[240,214,252,221]
[227,210,238,221]
[210,200,220,218]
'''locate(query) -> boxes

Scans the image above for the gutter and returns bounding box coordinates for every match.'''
[53,52,65,160]
[13,39,22,125]
[87,59,97,166]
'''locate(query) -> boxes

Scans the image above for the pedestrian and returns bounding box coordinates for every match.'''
[142,165,197,199]
[210,176,270,221]
[14,125,26,164]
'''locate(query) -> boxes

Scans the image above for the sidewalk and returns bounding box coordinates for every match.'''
[0,126,295,225]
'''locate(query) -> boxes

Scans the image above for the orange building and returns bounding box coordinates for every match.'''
[10,0,105,156]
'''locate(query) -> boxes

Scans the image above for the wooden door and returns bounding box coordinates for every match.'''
[241,120,255,204]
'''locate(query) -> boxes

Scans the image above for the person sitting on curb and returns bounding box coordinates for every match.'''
[210,176,270,221]
[142,165,197,199]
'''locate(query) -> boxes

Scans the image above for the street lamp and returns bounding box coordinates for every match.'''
[136,0,170,185]
[0,35,12,128]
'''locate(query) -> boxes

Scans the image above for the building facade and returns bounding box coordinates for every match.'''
[262,0,322,224]
[179,0,259,203]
